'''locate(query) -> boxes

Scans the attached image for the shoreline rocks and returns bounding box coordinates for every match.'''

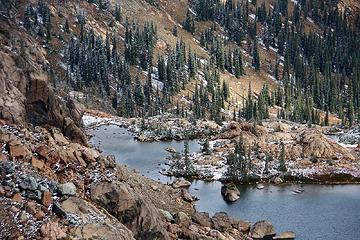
[250,220,276,239]
[0,121,296,240]
[172,178,191,188]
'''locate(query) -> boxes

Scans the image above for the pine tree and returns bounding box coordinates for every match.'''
[278,142,287,172]
[172,25,178,36]
[226,134,249,181]
[114,3,122,22]
[202,139,211,155]
[184,140,195,176]
[324,109,329,126]
[24,5,32,31]
[64,19,70,33]
[134,75,145,107]
[184,9,195,34]
[252,40,260,71]
[234,48,244,78]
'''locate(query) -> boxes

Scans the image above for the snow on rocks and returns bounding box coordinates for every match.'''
[82,114,129,128]
[338,127,360,145]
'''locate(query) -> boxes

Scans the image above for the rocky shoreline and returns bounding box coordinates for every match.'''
[0,117,296,239]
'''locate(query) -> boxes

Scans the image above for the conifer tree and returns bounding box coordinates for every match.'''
[202,139,211,155]
[172,25,178,36]
[64,19,70,33]
[252,40,260,71]
[183,140,195,176]
[278,142,287,172]
[114,3,122,22]
[134,75,145,107]
[184,9,195,34]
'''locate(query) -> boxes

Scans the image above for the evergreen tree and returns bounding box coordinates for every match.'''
[134,75,145,107]
[172,25,178,36]
[184,9,195,34]
[324,109,329,126]
[114,3,122,22]
[183,140,196,176]
[252,40,260,71]
[278,142,287,172]
[226,134,249,181]
[202,139,211,155]
[64,19,70,33]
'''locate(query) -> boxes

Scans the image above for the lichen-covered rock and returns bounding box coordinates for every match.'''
[250,220,276,239]
[221,182,240,202]
[91,181,170,240]
[172,178,191,188]
[58,182,76,196]
[61,197,135,240]
[211,212,233,232]
[298,129,354,160]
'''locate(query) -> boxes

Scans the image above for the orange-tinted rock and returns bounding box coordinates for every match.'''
[35,209,46,220]
[48,152,61,165]
[26,201,37,215]
[0,186,5,196]
[42,191,53,208]
[31,157,44,170]
[9,143,29,158]
[36,145,51,160]
[40,221,67,240]
[12,193,22,202]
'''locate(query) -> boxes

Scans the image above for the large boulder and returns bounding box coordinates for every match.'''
[298,129,354,160]
[8,141,31,159]
[221,182,240,202]
[250,220,276,239]
[40,221,67,240]
[17,175,38,191]
[61,197,135,240]
[192,212,212,228]
[90,181,170,240]
[231,219,250,232]
[211,212,233,232]
[58,182,77,196]
[174,212,191,227]
[172,178,191,188]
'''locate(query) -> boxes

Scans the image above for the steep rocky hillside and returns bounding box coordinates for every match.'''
[0,10,86,145]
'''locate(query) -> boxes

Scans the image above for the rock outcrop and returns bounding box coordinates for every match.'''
[298,129,354,160]
[221,182,240,202]
[250,220,276,239]
[61,197,135,240]
[0,20,86,145]
[91,181,170,240]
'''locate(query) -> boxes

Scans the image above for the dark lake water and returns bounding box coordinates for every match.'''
[89,124,360,240]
